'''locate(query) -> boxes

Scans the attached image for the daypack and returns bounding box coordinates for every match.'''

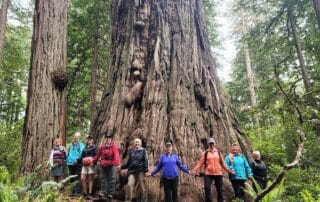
[199,149,223,176]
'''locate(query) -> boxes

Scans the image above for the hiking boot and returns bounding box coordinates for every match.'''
[87,193,97,200]
[98,192,106,198]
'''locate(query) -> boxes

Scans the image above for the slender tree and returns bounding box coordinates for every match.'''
[313,0,320,28]
[0,0,9,62]
[239,7,259,126]
[92,0,251,200]
[20,0,68,174]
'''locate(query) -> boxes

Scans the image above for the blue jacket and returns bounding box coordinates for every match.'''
[151,153,189,179]
[224,153,253,180]
[66,142,85,165]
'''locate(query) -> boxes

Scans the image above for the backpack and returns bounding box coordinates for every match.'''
[199,149,223,176]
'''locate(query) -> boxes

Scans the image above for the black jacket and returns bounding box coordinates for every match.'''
[122,148,148,174]
[251,160,267,182]
[81,145,98,159]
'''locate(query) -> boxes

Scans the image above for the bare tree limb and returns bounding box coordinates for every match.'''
[254,63,306,202]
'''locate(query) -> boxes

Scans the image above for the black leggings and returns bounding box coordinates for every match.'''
[231,179,247,201]
[162,177,179,202]
[204,175,224,202]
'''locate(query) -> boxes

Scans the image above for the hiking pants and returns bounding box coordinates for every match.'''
[204,175,224,202]
[125,172,147,201]
[68,164,82,194]
[231,179,246,201]
[100,166,116,195]
[163,176,179,202]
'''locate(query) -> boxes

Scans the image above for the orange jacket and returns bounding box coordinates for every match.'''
[192,149,230,175]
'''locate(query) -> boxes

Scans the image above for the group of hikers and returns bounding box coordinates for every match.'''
[49,132,268,202]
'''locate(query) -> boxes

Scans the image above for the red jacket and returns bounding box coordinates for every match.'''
[93,142,120,167]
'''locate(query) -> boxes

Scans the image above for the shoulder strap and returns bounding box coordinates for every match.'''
[204,150,209,169]
[217,149,223,164]
[252,160,257,166]
[229,153,234,166]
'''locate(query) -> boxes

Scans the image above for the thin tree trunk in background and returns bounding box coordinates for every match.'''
[0,0,9,62]
[313,0,320,28]
[89,35,99,135]
[20,0,68,174]
[92,0,251,200]
[240,8,259,126]
[288,8,315,106]
[288,7,320,136]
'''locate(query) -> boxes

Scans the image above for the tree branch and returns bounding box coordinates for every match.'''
[254,64,306,201]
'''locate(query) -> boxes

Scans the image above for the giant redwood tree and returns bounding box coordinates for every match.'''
[20,0,68,174]
[92,0,252,200]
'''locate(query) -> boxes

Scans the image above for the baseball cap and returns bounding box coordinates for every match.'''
[207,138,215,144]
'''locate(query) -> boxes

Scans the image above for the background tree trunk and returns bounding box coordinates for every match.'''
[313,0,320,28]
[20,0,68,174]
[288,6,320,136]
[0,0,9,62]
[93,0,251,200]
[240,8,259,126]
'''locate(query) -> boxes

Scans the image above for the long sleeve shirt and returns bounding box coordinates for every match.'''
[66,142,85,165]
[224,153,253,180]
[151,153,189,179]
[92,142,120,167]
[121,147,148,174]
[192,148,231,176]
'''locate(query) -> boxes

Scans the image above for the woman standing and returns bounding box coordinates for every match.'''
[121,138,148,202]
[92,132,120,199]
[49,138,67,183]
[66,132,85,196]
[148,141,191,202]
[191,138,234,202]
[224,143,253,201]
[80,135,97,199]
[251,151,267,191]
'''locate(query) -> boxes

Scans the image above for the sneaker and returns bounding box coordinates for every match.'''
[82,192,88,198]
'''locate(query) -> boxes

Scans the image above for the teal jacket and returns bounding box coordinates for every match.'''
[224,153,253,180]
[66,142,85,165]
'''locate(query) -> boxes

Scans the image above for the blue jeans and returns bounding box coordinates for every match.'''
[100,166,116,195]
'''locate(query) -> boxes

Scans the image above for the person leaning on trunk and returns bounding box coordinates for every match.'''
[121,138,148,202]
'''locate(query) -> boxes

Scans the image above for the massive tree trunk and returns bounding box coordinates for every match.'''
[93,0,251,201]
[313,0,320,28]
[20,0,68,174]
[0,0,9,62]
